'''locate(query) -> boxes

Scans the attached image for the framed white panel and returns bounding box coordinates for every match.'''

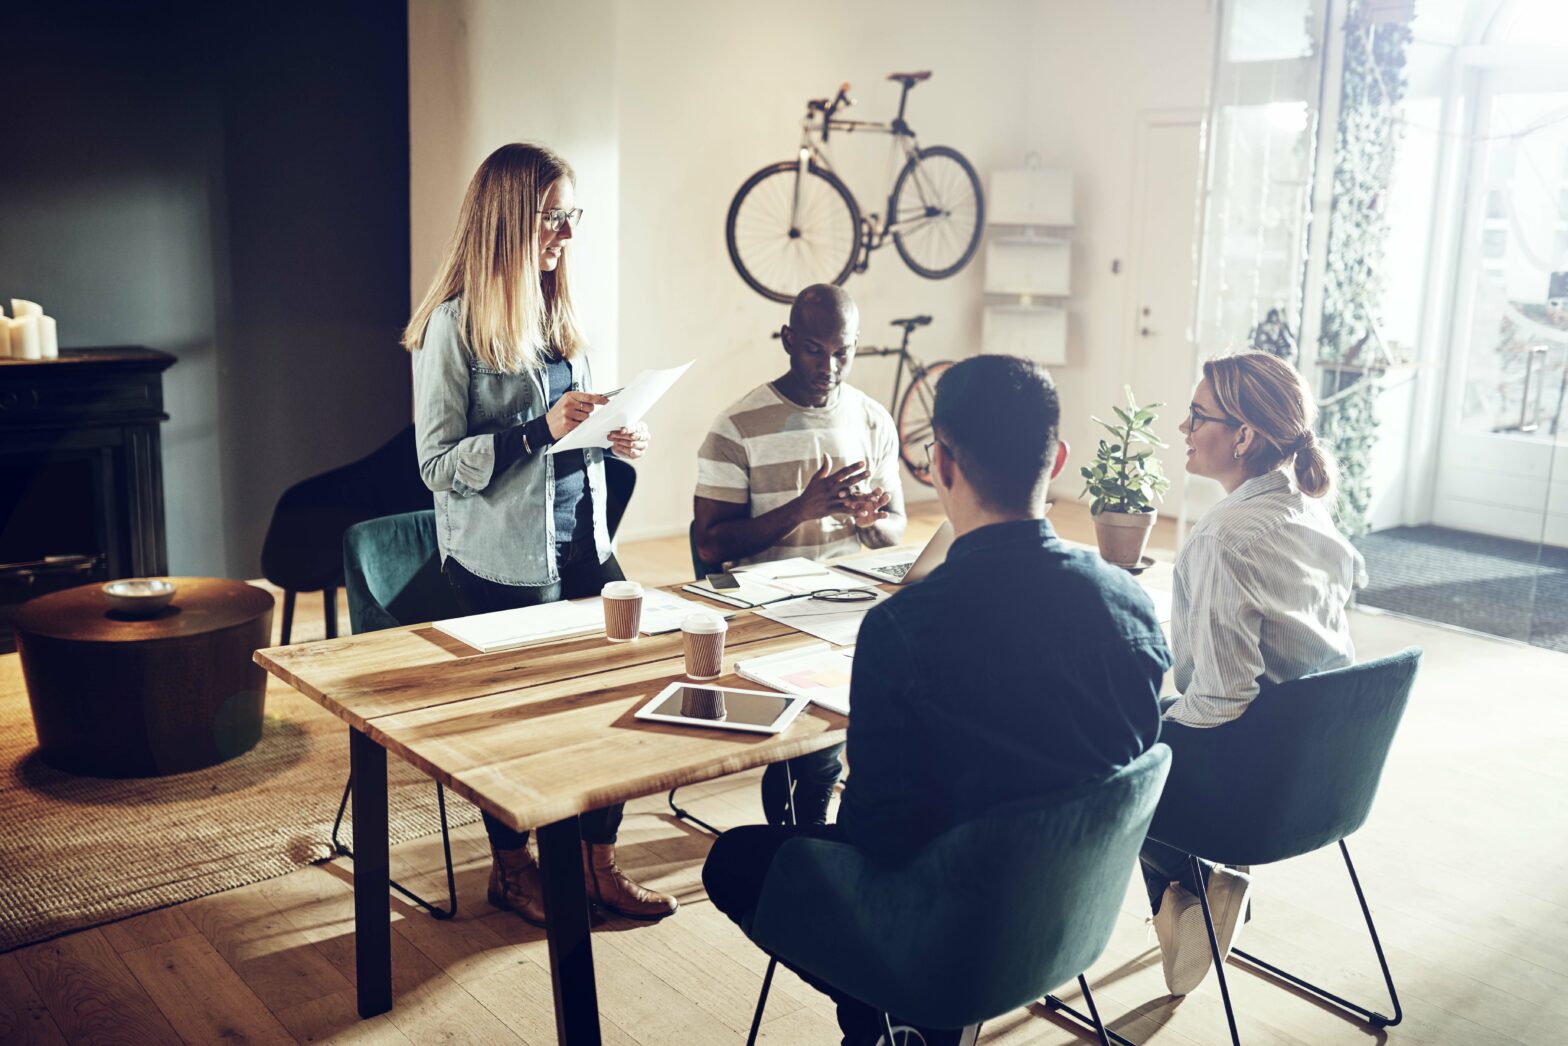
[982,305,1067,365]
[988,169,1074,226]
[984,237,1070,296]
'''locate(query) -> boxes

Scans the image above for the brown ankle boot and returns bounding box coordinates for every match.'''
[582,842,678,920]
[487,845,548,927]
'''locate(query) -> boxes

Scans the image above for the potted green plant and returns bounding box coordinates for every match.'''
[1080,387,1171,568]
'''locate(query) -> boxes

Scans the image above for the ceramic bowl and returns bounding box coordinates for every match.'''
[102,578,176,615]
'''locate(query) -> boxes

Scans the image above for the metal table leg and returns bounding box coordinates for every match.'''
[537,815,601,1045]
[349,727,391,1017]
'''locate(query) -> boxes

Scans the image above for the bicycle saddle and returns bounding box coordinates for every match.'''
[890,315,933,330]
[886,71,932,85]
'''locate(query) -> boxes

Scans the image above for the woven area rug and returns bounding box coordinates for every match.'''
[1354,525,1568,653]
[0,653,480,952]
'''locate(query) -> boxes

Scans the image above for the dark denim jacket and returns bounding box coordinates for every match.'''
[411,298,609,585]
[837,518,1170,863]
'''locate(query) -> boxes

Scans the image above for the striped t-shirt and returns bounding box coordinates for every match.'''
[695,381,904,565]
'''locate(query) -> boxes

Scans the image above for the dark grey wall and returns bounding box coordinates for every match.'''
[0,3,411,580]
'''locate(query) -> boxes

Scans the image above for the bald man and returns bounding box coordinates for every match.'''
[694,284,906,826]
[694,284,906,568]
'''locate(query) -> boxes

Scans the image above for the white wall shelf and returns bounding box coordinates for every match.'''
[984,164,1074,365]
[982,303,1068,364]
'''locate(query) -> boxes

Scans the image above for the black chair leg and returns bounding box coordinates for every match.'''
[667,787,723,836]
[742,765,798,1045]
[332,772,457,919]
[1190,855,1243,1046]
[1231,840,1402,1028]
[280,589,296,645]
[1045,975,1136,1046]
[323,585,339,639]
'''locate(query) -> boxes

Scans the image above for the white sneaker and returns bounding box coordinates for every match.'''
[1205,865,1254,963]
[1152,883,1212,995]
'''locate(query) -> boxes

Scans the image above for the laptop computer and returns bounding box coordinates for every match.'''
[832,520,954,586]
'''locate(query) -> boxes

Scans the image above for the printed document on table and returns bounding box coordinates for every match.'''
[756,590,887,646]
[548,360,694,454]
[683,557,878,609]
[732,557,880,593]
[737,642,856,715]
[433,600,604,653]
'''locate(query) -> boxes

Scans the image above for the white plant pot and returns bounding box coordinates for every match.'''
[1094,509,1156,568]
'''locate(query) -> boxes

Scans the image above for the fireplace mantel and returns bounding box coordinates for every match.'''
[0,347,176,651]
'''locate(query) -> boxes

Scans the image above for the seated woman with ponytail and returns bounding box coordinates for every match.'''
[1143,351,1366,997]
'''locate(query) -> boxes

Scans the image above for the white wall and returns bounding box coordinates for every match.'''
[409,0,1216,541]
[1022,0,1216,507]
[409,0,620,379]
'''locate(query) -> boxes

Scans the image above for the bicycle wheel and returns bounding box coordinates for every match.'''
[726,160,861,304]
[896,359,953,486]
[890,145,985,280]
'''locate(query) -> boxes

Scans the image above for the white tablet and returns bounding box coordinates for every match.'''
[633,682,810,735]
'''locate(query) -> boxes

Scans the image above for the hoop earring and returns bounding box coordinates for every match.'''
[1232,447,1242,460]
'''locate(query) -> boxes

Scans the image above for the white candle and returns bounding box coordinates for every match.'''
[0,319,11,358]
[10,299,42,319]
[39,315,58,358]
[11,314,41,359]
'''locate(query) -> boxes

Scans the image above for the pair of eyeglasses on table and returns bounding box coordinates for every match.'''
[755,588,881,607]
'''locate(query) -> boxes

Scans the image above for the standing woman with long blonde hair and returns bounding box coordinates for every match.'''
[405,142,675,926]
[1143,351,1366,998]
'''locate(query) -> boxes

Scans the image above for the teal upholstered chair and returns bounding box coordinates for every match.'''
[333,510,466,917]
[741,744,1172,1046]
[1059,649,1421,1046]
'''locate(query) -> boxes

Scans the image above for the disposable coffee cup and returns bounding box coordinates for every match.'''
[681,613,728,680]
[601,580,644,642]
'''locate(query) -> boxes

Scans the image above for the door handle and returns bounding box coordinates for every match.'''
[1521,345,1547,433]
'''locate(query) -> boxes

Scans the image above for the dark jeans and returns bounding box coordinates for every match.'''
[703,823,962,1046]
[444,540,627,849]
[1139,838,1214,913]
[760,744,845,826]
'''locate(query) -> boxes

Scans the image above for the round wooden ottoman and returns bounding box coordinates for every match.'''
[15,577,276,777]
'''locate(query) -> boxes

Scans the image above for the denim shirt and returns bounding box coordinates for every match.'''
[411,298,610,586]
[836,518,1170,864]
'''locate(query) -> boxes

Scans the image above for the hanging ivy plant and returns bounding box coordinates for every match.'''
[1317,1,1411,536]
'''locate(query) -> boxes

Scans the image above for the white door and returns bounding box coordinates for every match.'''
[1128,113,1206,520]
[1432,72,1568,548]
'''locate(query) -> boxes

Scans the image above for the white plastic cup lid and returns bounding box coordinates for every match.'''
[681,612,728,635]
[602,581,643,599]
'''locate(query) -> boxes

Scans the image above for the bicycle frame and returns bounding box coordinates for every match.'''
[856,323,925,413]
[790,85,948,267]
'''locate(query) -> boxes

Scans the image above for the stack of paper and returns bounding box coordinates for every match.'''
[433,600,604,653]
[683,557,878,609]
[756,589,886,646]
[737,642,856,715]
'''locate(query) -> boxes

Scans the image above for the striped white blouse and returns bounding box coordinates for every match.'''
[1165,468,1367,728]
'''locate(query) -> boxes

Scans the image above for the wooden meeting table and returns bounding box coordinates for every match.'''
[253,548,1173,1045]
[254,594,847,1045]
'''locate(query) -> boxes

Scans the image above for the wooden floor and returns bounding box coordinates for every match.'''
[1,502,1562,1045]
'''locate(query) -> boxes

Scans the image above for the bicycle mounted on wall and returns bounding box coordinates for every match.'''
[727,72,986,304]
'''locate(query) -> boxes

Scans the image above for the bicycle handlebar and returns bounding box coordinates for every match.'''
[890,315,932,330]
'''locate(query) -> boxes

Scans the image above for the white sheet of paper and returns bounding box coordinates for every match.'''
[548,360,694,454]
[733,557,880,594]
[756,590,888,646]
[432,600,604,653]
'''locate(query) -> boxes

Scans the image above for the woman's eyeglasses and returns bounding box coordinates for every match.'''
[537,207,584,232]
[1188,405,1241,432]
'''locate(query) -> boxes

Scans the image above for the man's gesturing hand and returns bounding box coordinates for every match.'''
[793,460,870,524]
